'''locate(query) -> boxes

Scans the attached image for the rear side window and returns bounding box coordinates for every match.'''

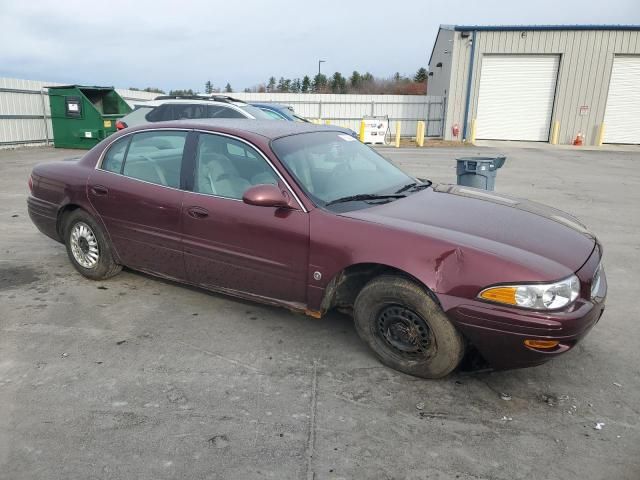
[145,105,166,122]
[101,136,130,173]
[171,104,208,120]
[101,131,187,188]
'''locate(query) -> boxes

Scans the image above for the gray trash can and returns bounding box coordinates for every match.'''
[456,155,506,191]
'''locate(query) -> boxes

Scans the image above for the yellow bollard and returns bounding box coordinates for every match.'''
[469,118,477,144]
[359,120,366,142]
[550,121,560,145]
[395,121,401,148]
[596,123,606,146]
[416,121,425,147]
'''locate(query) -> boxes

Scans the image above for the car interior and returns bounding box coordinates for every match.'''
[117,133,187,188]
[195,135,278,198]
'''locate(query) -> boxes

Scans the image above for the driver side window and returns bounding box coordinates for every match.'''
[194,134,279,200]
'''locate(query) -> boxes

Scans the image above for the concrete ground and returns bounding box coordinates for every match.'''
[0,144,639,480]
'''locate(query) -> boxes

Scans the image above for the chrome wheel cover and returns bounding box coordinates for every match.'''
[70,222,99,269]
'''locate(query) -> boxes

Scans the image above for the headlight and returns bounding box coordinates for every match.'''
[478,275,580,310]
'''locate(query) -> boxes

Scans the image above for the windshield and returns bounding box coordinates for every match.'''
[238,104,276,120]
[271,131,416,211]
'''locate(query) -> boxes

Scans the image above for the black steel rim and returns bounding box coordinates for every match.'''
[376,305,435,359]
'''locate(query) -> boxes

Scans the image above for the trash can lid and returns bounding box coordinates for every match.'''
[457,155,506,170]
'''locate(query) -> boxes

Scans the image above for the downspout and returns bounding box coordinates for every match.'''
[461,30,476,141]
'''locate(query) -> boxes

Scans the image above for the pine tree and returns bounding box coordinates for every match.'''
[224,83,233,93]
[312,73,328,92]
[301,75,311,93]
[205,81,213,94]
[414,68,428,83]
[267,77,276,92]
[330,72,347,94]
[290,78,302,93]
[350,71,362,90]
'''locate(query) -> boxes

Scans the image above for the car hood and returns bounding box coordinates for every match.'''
[341,184,596,273]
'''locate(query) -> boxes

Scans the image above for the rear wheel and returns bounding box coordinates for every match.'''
[64,209,121,280]
[353,275,464,379]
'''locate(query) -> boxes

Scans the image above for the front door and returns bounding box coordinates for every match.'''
[88,130,188,280]
[181,132,309,304]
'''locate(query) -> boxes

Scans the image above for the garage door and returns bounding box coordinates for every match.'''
[475,55,559,141]
[603,56,640,144]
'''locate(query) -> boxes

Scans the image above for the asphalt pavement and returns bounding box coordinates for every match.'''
[0,143,638,479]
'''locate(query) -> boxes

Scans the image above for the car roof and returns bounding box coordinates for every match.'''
[140,119,353,140]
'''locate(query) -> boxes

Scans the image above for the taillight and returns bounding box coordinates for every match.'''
[28,175,33,193]
[116,120,127,130]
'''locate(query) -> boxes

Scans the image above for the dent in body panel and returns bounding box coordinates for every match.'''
[434,247,465,293]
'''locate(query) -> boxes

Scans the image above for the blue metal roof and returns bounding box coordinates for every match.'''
[453,24,640,32]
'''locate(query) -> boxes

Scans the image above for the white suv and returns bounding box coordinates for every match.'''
[116,95,273,130]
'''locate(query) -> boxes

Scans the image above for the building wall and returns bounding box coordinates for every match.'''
[426,28,455,98]
[441,29,640,144]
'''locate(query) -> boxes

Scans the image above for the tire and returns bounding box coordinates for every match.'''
[353,275,464,379]
[63,209,122,280]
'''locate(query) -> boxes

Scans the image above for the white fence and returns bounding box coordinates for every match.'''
[0,78,158,147]
[0,77,445,147]
[229,92,445,138]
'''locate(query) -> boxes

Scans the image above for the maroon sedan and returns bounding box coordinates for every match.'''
[27,120,606,378]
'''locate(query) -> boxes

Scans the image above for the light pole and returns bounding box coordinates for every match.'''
[318,60,325,76]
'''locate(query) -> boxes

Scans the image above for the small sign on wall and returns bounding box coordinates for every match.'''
[579,105,590,116]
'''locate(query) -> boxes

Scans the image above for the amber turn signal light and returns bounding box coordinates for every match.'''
[478,286,517,305]
[524,339,559,349]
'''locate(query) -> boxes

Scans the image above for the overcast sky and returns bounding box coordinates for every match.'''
[1,0,639,91]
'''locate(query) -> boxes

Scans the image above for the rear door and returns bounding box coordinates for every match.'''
[88,129,190,280]
[181,132,309,303]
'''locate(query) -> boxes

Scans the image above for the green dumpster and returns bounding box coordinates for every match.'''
[47,85,132,149]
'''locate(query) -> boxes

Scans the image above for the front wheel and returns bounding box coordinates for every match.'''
[353,275,464,379]
[64,209,122,280]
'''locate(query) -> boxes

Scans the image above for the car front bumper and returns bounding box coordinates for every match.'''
[440,245,607,370]
[444,295,605,369]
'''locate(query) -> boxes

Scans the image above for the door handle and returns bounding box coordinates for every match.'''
[90,185,108,196]
[187,207,209,219]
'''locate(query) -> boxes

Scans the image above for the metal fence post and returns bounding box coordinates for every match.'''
[318,100,322,122]
[370,100,375,116]
[39,88,50,146]
[441,95,448,138]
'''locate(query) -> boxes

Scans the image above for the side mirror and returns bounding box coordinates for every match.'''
[242,184,291,208]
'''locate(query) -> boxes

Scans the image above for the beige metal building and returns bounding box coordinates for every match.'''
[427,25,640,145]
